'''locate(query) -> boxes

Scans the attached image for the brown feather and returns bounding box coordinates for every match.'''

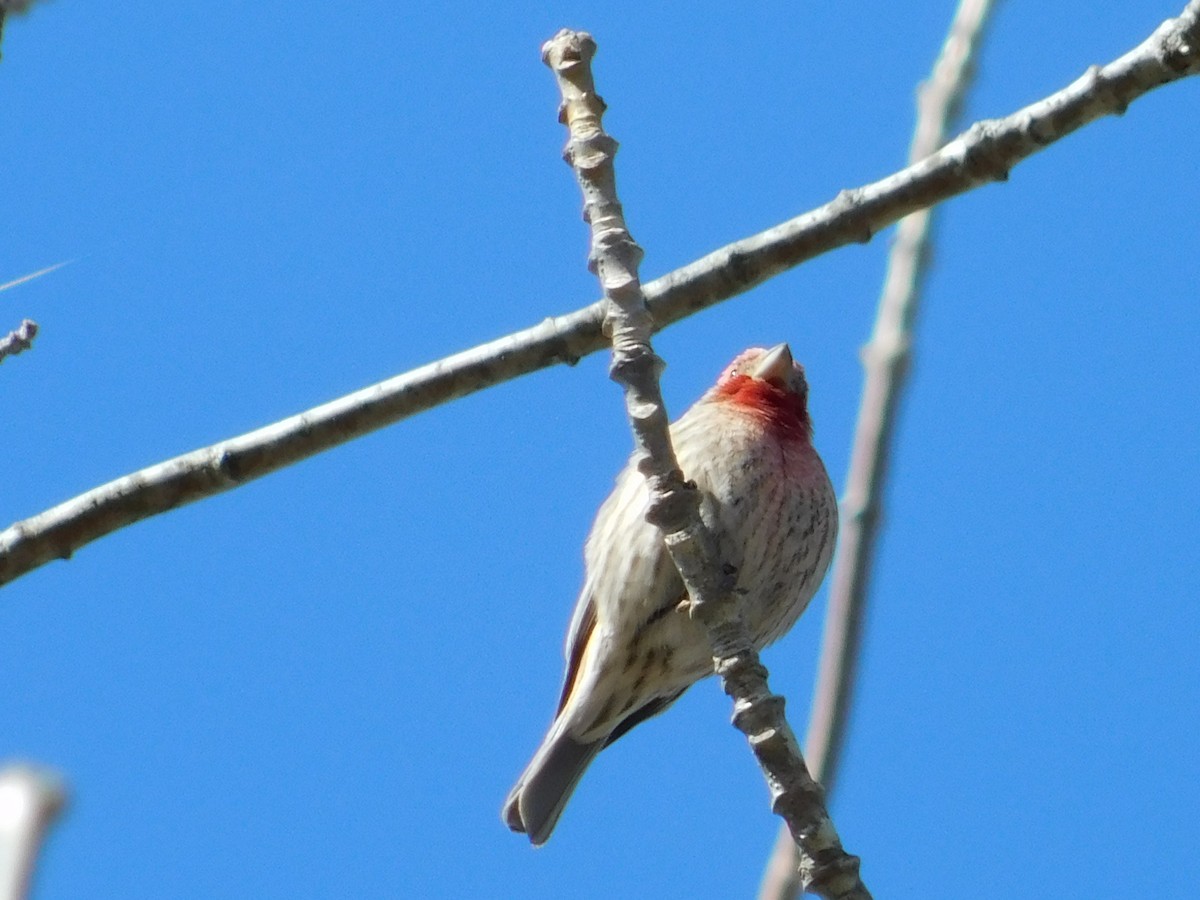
[556,599,596,715]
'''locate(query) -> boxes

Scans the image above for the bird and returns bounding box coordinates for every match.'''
[502,343,838,845]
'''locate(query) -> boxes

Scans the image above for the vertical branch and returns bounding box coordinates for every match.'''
[542,29,870,900]
[760,2,998,898]
[0,764,68,900]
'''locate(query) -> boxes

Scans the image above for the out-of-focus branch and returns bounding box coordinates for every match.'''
[0,320,38,365]
[809,0,999,794]
[761,1,999,898]
[0,764,67,900]
[2,0,1198,589]
[0,0,48,60]
[543,28,869,900]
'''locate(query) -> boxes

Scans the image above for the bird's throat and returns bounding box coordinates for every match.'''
[713,375,812,442]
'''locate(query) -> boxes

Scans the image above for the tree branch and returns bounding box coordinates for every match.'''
[0,320,38,365]
[0,0,49,61]
[2,0,1197,589]
[760,1,999,897]
[0,764,67,900]
[543,28,869,900]
[811,0,998,802]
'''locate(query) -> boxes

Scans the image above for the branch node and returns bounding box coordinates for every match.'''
[545,27,870,898]
[829,190,874,243]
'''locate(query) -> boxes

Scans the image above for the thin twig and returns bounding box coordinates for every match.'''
[762,2,999,897]
[543,29,870,900]
[0,764,67,900]
[0,260,75,295]
[1,1,1198,589]
[0,320,38,365]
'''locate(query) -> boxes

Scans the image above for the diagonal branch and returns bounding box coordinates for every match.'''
[0,320,38,365]
[810,0,998,804]
[1,0,1198,589]
[542,28,870,900]
[761,1,1000,897]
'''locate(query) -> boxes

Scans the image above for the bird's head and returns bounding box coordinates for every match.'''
[709,343,812,440]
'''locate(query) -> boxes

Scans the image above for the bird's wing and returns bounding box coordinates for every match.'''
[602,688,688,748]
[556,462,640,713]
[556,594,596,715]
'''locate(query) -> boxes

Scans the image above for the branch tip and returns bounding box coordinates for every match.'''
[0,319,39,365]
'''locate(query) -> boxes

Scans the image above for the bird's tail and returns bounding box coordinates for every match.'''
[502,723,603,845]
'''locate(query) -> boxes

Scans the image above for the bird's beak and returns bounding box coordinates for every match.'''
[750,343,794,382]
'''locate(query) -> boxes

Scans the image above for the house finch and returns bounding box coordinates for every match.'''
[503,343,838,845]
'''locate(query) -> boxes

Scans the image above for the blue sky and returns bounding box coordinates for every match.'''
[3,1,1198,897]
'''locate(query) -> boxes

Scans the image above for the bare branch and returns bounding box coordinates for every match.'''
[0,0,51,61]
[0,764,67,900]
[0,320,38,365]
[763,1,999,897]
[2,1,1198,589]
[810,0,999,796]
[543,29,869,900]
